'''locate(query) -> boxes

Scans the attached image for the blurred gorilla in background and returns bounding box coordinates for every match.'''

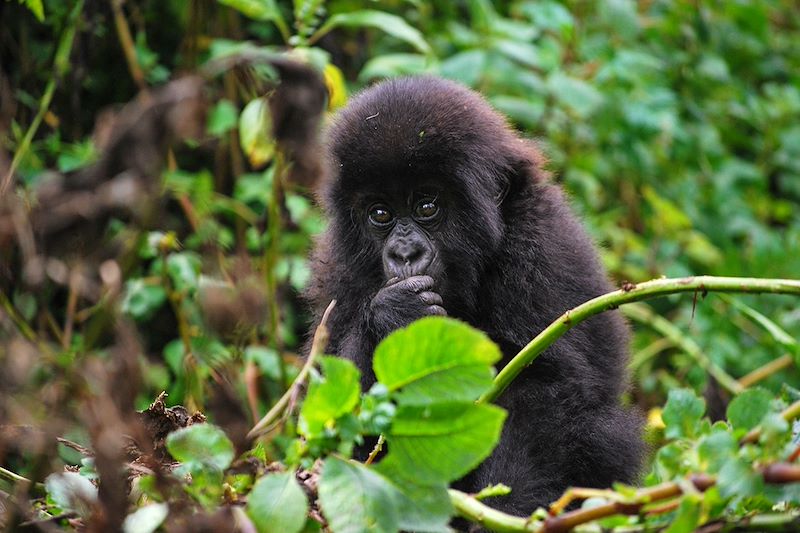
[306,76,642,515]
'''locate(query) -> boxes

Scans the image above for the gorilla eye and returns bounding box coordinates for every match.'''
[368,204,393,226]
[415,200,439,220]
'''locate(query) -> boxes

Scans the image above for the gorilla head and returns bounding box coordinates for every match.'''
[307,76,642,516]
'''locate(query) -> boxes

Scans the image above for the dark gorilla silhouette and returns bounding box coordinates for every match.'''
[305,76,642,516]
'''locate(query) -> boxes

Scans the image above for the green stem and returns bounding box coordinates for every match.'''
[0,465,30,484]
[480,276,800,404]
[3,0,84,193]
[449,489,539,533]
[623,303,743,395]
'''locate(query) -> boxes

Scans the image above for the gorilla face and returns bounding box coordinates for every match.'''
[322,77,518,325]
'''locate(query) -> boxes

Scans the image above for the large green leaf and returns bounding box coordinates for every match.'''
[318,457,400,533]
[377,403,506,485]
[662,388,706,440]
[726,388,773,434]
[165,424,235,471]
[247,472,309,533]
[317,11,431,55]
[373,317,501,406]
[299,356,361,437]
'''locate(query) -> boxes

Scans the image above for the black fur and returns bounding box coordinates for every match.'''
[306,76,643,516]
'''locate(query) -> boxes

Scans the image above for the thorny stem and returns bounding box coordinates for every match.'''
[247,300,336,439]
[481,276,800,404]
[622,302,743,394]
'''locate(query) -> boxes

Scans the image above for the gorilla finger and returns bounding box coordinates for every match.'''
[385,276,401,287]
[426,305,447,316]
[419,291,443,306]
[402,275,435,293]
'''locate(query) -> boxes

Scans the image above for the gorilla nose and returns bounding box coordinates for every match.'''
[391,242,423,265]
[385,239,433,276]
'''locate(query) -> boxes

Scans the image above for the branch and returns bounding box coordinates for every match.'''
[622,302,743,394]
[449,489,538,533]
[246,300,336,439]
[480,276,800,404]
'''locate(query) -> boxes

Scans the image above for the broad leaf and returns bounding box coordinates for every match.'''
[726,388,773,434]
[377,403,506,485]
[317,11,431,55]
[318,457,400,533]
[165,424,235,471]
[374,317,501,406]
[662,388,705,440]
[247,472,309,533]
[299,356,361,437]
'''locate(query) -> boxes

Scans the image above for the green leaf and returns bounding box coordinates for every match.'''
[318,457,400,533]
[697,430,736,474]
[45,472,98,517]
[165,424,235,471]
[239,98,275,167]
[374,317,501,406]
[387,480,451,533]
[725,296,798,351]
[662,388,706,440]
[717,456,764,499]
[121,279,167,320]
[122,503,169,533]
[299,356,361,437]
[23,0,45,21]
[165,252,201,294]
[664,494,701,533]
[218,0,282,22]
[317,11,431,55]
[377,403,506,485]
[359,54,433,81]
[207,99,239,136]
[726,388,773,434]
[547,71,604,118]
[247,472,309,533]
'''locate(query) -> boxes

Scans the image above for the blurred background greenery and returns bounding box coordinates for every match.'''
[2,0,799,430]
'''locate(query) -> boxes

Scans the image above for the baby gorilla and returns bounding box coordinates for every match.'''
[306,76,642,516]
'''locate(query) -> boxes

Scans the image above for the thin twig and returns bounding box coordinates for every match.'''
[738,354,793,389]
[364,434,385,465]
[247,300,336,439]
[110,0,147,91]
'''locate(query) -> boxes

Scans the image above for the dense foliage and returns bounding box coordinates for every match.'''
[1,0,799,531]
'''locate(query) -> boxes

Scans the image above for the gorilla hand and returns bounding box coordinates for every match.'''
[369,275,446,338]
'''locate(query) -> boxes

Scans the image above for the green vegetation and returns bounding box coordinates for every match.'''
[1,0,799,531]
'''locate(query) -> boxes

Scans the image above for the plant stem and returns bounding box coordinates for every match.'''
[111,0,147,91]
[738,354,793,388]
[481,276,800,404]
[623,302,743,394]
[449,489,538,533]
[247,300,336,439]
[2,0,84,193]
